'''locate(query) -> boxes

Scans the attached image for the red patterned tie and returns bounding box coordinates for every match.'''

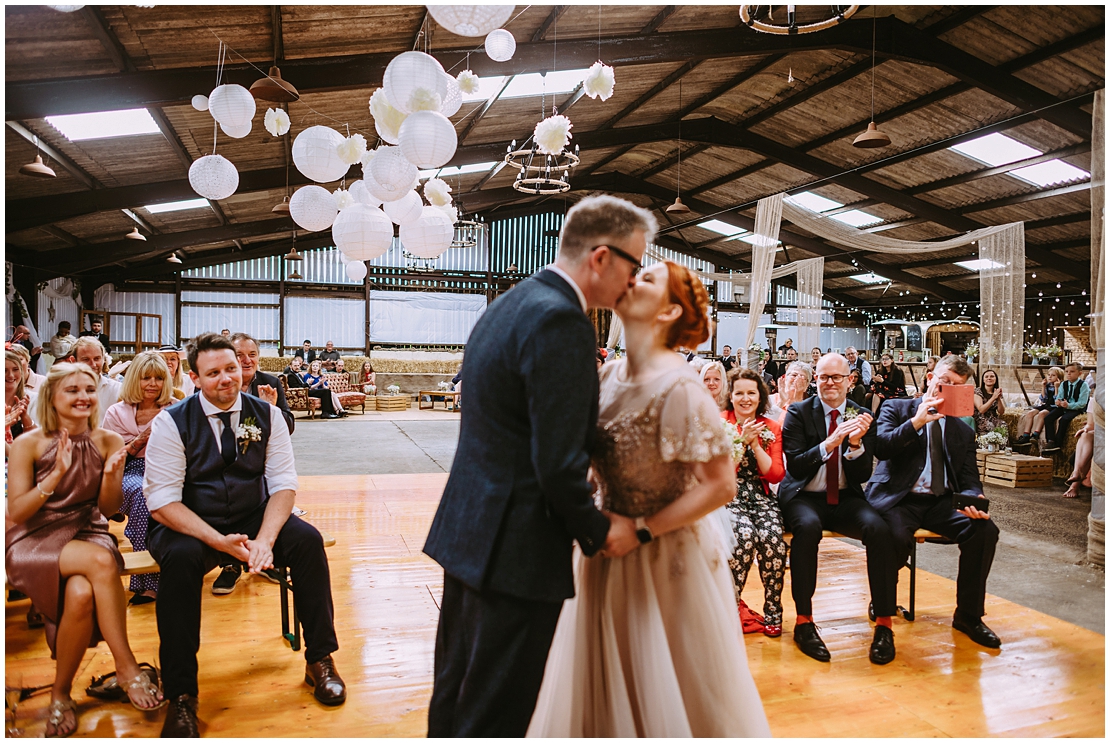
[826,409,840,505]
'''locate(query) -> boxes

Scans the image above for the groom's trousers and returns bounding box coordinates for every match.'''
[428,573,562,737]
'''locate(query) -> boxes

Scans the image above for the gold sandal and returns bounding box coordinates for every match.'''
[45,698,77,738]
[122,666,167,712]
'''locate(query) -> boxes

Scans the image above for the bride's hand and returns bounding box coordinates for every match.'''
[599,511,639,558]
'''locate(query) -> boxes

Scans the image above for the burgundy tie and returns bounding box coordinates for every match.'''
[826,409,840,505]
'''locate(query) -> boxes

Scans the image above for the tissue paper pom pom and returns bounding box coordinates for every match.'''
[533,114,573,155]
[333,188,355,211]
[456,70,480,95]
[264,108,290,136]
[408,87,443,113]
[337,133,368,165]
[359,149,376,172]
[369,88,408,145]
[583,61,615,101]
[423,178,453,207]
[436,204,459,225]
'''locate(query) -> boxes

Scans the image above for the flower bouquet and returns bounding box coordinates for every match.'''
[976,430,1008,452]
[387,384,401,396]
[964,343,979,361]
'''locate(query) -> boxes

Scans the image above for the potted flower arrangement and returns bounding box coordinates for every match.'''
[976,429,1008,453]
[964,342,979,362]
[1025,342,1048,365]
[387,384,401,396]
[1042,339,1063,362]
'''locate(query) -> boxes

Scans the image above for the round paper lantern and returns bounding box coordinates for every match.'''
[345,260,368,281]
[332,204,394,261]
[188,154,239,200]
[484,29,516,62]
[289,185,338,232]
[426,5,514,37]
[383,190,424,226]
[208,84,256,128]
[401,206,453,259]
[440,74,462,117]
[47,5,85,12]
[348,179,382,208]
[292,125,348,183]
[368,147,418,201]
[220,120,252,139]
[191,94,209,112]
[398,111,458,169]
[383,51,448,114]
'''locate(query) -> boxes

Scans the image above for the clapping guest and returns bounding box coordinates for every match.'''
[358,361,376,394]
[9,343,45,392]
[158,345,193,399]
[101,352,176,605]
[700,360,729,411]
[811,347,822,366]
[10,324,44,371]
[1016,366,1063,446]
[6,349,36,448]
[318,341,342,371]
[973,369,1007,435]
[722,367,787,637]
[74,337,122,424]
[48,321,79,362]
[769,361,811,424]
[231,333,294,434]
[869,353,907,413]
[304,360,347,418]
[1041,362,1089,453]
[847,369,868,407]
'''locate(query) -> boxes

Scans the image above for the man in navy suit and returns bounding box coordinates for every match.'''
[423,195,653,736]
[868,354,1001,648]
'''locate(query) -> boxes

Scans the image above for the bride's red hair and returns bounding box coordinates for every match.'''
[663,261,710,350]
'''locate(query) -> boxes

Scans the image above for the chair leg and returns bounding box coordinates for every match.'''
[279,566,301,651]
[906,540,917,622]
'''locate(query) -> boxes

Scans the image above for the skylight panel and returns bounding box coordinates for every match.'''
[830,209,882,228]
[735,234,781,249]
[955,258,1004,272]
[849,273,889,284]
[500,69,589,98]
[950,132,1039,167]
[1010,160,1089,188]
[786,192,842,212]
[46,108,160,141]
[143,198,210,214]
[460,76,507,102]
[418,161,499,179]
[698,219,746,237]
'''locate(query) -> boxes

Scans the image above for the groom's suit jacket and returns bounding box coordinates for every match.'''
[777,395,876,506]
[424,269,611,604]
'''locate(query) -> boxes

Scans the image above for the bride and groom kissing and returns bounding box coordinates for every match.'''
[423,195,771,737]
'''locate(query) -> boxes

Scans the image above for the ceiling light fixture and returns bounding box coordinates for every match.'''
[166,252,182,264]
[667,79,691,215]
[250,66,299,102]
[740,4,859,34]
[853,10,891,149]
[125,226,147,241]
[19,135,57,178]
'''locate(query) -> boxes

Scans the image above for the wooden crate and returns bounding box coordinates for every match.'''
[373,395,410,412]
[980,452,1054,488]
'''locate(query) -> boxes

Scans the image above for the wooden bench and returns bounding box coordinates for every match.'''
[418,390,460,411]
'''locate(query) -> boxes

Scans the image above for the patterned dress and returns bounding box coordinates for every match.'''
[121,455,159,594]
[974,388,1007,435]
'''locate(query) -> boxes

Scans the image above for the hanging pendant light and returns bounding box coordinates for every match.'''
[853,10,891,149]
[288,267,303,280]
[666,197,691,215]
[667,80,691,214]
[166,252,182,264]
[20,153,57,179]
[272,196,291,215]
[284,231,304,264]
[125,226,147,241]
[250,66,299,102]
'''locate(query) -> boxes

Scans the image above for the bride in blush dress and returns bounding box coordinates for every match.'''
[528,261,770,737]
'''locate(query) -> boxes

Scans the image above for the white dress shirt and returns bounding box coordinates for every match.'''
[802,399,866,493]
[547,264,588,313]
[143,392,298,512]
[912,416,947,494]
[97,375,122,425]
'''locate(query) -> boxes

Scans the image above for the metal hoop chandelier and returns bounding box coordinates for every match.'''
[506,141,580,195]
[739,5,859,35]
[450,218,485,249]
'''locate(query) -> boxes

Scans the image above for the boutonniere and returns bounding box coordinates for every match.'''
[759,428,776,448]
[841,407,861,422]
[236,417,262,454]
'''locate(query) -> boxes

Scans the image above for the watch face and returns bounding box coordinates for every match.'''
[636,528,652,544]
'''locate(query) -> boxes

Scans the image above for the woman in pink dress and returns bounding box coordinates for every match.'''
[6,363,164,737]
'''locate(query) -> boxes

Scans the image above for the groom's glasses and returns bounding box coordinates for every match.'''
[591,244,642,276]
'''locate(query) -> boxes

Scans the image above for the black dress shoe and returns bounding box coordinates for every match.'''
[161,694,199,738]
[870,625,895,665]
[322,413,340,420]
[305,655,347,706]
[793,622,831,662]
[952,614,1002,648]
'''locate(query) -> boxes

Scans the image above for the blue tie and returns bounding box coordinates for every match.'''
[216,412,236,466]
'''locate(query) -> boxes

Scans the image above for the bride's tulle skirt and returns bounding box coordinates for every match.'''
[527,509,771,737]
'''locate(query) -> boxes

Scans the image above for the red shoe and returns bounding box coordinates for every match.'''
[738,600,765,634]
[763,624,782,638]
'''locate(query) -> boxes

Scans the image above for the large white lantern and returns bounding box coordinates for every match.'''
[426,5,514,37]
[345,260,368,281]
[368,146,418,201]
[188,154,239,200]
[208,84,256,128]
[383,51,448,114]
[484,29,516,62]
[332,204,394,261]
[401,206,454,259]
[220,120,252,139]
[440,74,462,117]
[383,189,425,226]
[348,179,382,208]
[398,111,458,169]
[289,185,338,232]
[292,125,348,184]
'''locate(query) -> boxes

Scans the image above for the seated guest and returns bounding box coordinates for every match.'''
[6,349,36,449]
[769,361,811,424]
[102,352,176,605]
[74,337,121,424]
[48,321,79,362]
[284,359,343,420]
[231,333,294,434]
[143,333,346,736]
[220,329,231,338]
[973,369,1007,435]
[80,318,111,356]
[868,354,1000,648]
[283,355,303,377]
[845,346,872,386]
[811,347,822,366]
[7,363,164,736]
[847,368,868,407]
[759,359,777,395]
[294,340,317,366]
[358,361,376,394]
[10,324,43,371]
[699,360,729,411]
[305,360,347,418]
[1016,366,1062,445]
[720,344,736,372]
[779,353,896,665]
[869,353,907,414]
[722,367,787,637]
[1041,362,1089,453]
[317,341,342,371]
[159,344,194,398]
[334,358,349,381]
[9,343,45,392]
[1063,396,1096,499]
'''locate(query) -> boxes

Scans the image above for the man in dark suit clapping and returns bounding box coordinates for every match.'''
[423,195,651,736]
[779,353,900,665]
[868,354,1000,648]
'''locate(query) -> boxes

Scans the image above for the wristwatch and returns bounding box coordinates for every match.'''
[635,516,654,544]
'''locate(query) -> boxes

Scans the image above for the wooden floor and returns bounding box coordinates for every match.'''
[5,474,1104,737]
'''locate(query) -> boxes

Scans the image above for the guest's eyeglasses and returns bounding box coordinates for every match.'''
[591,244,642,275]
[816,374,848,384]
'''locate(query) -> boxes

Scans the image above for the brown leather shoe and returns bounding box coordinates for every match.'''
[160,694,199,738]
[305,655,346,706]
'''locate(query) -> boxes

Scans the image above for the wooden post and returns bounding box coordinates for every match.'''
[174,271,182,346]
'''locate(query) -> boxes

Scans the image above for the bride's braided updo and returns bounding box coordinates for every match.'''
[662,261,710,350]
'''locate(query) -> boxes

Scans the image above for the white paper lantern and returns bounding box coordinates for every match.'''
[398,111,458,169]
[426,5,514,37]
[292,125,348,184]
[332,204,394,261]
[191,94,209,112]
[484,29,516,62]
[220,120,252,139]
[47,5,85,11]
[383,51,448,115]
[401,206,454,259]
[440,74,462,117]
[348,179,382,208]
[188,154,239,200]
[208,84,256,128]
[289,185,338,232]
[345,260,368,281]
[368,146,418,201]
[383,189,424,226]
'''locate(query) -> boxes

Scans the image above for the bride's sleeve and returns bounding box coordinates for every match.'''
[659,379,732,463]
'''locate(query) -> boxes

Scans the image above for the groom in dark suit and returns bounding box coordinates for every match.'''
[868,354,1001,648]
[779,353,900,665]
[424,195,655,736]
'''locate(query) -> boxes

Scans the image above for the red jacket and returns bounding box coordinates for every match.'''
[721,410,785,493]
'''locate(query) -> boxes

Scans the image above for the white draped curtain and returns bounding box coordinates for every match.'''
[742,194,783,365]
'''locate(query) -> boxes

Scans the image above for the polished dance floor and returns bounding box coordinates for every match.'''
[5,474,1104,737]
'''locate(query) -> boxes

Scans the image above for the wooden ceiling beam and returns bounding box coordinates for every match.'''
[531,5,568,42]
[641,6,679,35]
[955,180,1091,214]
[922,5,997,36]
[458,74,515,144]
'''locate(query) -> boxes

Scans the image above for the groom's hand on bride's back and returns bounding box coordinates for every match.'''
[600,512,639,558]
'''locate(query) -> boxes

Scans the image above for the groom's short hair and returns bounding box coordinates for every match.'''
[558,194,657,262]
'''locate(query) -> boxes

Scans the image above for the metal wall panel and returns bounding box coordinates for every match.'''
[283,296,365,350]
[93,285,176,345]
[183,255,280,281]
[179,292,279,347]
